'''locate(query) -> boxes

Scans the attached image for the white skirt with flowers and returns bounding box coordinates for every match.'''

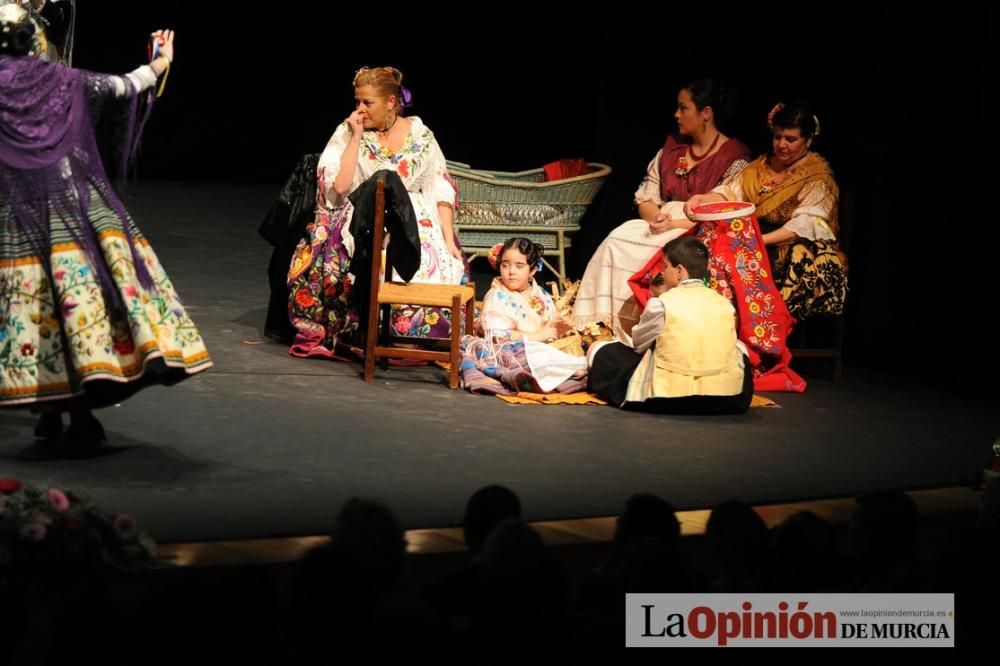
[1,185,211,407]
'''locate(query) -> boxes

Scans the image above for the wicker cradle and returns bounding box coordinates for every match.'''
[446,160,611,280]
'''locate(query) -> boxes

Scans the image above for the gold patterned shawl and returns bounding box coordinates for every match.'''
[739,152,840,237]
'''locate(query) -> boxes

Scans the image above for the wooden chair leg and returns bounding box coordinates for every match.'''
[449,295,461,389]
[464,287,475,336]
[363,349,376,382]
[364,179,386,383]
[363,302,378,384]
[378,303,390,371]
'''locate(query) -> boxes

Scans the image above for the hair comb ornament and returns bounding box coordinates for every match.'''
[767,102,784,129]
[487,242,504,270]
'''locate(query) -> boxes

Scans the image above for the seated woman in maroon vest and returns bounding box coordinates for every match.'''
[572,79,750,340]
[628,101,843,392]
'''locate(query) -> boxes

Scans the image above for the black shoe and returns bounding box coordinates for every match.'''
[33,411,63,442]
[62,415,107,452]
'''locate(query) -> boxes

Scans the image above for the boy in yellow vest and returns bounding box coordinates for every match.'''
[588,236,752,414]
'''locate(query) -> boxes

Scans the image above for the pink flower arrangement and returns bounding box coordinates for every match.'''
[47,488,70,512]
[0,479,155,574]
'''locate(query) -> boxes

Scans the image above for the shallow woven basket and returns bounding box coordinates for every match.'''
[447,161,612,231]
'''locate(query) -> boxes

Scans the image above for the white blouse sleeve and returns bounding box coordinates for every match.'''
[86,66,159,99]
[711,168,746,201]
[782,179,838,241]
[428,134,457,206]
[317,123,356,209]
[634,150,665,207]
[632,298,665,354]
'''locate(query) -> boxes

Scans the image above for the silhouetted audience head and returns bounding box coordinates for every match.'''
[706,500,769,591]
[463,484,522,555]
[849,489,919,573]
[766,510,839,591]
[332,497,407,592]
[622,536,704,593]
[604,493,680,572]
[478,518,545,581]
[474,518,569,649]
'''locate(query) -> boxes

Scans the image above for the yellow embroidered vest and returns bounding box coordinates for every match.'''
[641,283,744,398]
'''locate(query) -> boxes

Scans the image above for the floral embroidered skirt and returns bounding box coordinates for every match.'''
[287,203,470,358]
[627,215,806,392]
[0,187,212,407]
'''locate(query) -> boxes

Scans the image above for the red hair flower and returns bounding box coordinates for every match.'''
[767,102,784,129]
[487,242,504,270]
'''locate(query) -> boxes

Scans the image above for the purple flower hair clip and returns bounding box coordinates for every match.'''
[400,85,413,109]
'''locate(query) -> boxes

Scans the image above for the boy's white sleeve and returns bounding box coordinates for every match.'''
[632,298,665,354]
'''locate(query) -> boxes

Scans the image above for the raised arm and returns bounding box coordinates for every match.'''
[331,111,364,197]
[85,29,173,99]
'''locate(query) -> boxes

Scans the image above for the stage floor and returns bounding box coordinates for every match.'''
[0,182,992,543]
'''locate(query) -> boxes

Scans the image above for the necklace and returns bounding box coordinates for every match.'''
[688,132,721,161]
[376,113,396,134]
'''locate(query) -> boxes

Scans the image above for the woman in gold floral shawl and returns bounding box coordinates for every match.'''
[687,100,847,318]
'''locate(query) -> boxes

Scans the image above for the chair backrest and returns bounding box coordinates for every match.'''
[365,179,387,346]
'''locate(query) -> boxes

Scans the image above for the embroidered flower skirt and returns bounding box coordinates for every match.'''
[287,201,470,358]
[0,187,212,407]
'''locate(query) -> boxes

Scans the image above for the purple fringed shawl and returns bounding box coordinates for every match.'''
[0,55,154,312]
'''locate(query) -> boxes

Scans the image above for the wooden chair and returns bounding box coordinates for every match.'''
[362,180,476,389]
[788,190,854,381]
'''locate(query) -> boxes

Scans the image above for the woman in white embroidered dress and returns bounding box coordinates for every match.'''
[287,66,468,357]
[572,79,750,341]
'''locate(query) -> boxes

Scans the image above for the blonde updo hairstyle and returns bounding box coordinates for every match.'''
[353,66,405,115]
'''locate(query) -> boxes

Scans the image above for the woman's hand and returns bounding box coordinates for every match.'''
[150,30,174,64]
[347,110,365,136]
[648,214,671,234]
[447,239,464,260]
[683,194,709,218]
[649,214,692,234]
[761,228,799,247]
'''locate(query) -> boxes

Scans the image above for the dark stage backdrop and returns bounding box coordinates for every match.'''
[72,4,996,393]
